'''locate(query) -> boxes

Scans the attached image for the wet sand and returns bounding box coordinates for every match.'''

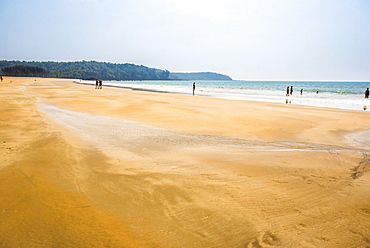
[1,77,370,247]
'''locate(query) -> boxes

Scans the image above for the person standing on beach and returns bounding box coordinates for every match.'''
[286,86,290,96]
[300,89,303,95]
[95,80,99,89]
[99,80,103,89]
[290,86,293,95]
[193,82,196,96]
[365,88,369,98]
[0,76,3,82]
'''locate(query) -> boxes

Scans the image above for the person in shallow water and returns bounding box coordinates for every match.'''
[193,82,196,96]
[365,88,369,99]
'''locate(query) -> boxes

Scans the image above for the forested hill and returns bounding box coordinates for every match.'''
[0,60,233,81]
[0,60,170,80]
[170,72,232,80]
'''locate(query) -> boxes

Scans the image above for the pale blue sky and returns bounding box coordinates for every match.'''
[1,0,369,80]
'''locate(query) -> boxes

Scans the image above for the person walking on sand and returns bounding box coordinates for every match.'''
[193,82,196,96]
[95,79,99,89]
[365,88,369,99]
[99,80,103,89]
[0,76,3,82]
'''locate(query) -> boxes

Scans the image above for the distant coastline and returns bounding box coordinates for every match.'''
[169,72,232,81]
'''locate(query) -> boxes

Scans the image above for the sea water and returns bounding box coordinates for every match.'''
[80,80,370,111]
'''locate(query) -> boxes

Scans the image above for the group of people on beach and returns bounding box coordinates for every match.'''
[286,86,293,96]
[286,86,370,98]
[95,80,103,89]
[286,86,304,96]
[286,86,305,96]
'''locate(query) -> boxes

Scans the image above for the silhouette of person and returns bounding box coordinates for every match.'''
[290,86,293,95]
[300,89,303,95]
[0,76,3,82]
[95,80,99,89]
[365,88,369,98]
[193,82,196,96]
[99,80,103,89]
[286,86,290,96]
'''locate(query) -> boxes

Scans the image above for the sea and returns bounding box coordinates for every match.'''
[80,80,370,111]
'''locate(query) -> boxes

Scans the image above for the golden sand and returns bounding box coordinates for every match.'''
[1,77,370,247]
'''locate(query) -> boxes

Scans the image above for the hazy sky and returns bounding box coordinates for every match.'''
[1,0,369,80]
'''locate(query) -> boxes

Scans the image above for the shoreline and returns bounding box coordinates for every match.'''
[1,77,370,247]
[76,80,370,112]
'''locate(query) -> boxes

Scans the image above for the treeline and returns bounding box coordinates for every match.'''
[2,65,50,77]
[0,60,170,80]
[170,72,232,80]
[0,60,234,81]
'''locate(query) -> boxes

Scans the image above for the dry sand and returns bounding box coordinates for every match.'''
[1,77,370,247]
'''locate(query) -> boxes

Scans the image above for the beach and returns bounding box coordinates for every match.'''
[1,77,370,247]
